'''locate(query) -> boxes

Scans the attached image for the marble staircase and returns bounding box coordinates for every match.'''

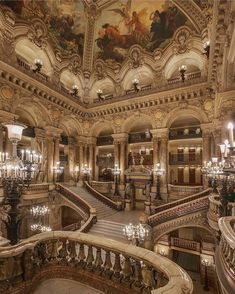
[88,219,127,242]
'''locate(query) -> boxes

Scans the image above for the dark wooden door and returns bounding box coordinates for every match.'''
[189,148,196,162]
[189,168,196,185]
[177,148,184,163]
[178,168,184,184]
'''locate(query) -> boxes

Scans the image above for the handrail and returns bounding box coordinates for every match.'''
[149,194,209,227]
[0,231,193,294]
[56,184,96,232]
[84,181,123,211]
[216,217,235,293]
[153,189,210,214]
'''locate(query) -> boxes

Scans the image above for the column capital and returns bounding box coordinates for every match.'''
[201,123,213,136]
[34,128,46,140]
[112,133,128,143]
[150,128,168,140]
[68,137,76,146]
[0,110,17,124]
[44,126,63,138]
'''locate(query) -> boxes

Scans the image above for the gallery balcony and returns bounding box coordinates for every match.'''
[96,135,114,146]
[128,131,152,143]
[169,126,202,140]
[169,153,202,165]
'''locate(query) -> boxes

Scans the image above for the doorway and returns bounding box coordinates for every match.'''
[189,168,196,185]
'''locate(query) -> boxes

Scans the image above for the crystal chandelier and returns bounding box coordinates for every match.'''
[123,223,149,245]
[30,204,51,233]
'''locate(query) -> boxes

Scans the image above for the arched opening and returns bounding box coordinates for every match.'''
[154,227,215,291]
[61,206,83,231]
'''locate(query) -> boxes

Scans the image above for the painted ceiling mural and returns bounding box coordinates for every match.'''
[94,0,193,65]
[1,0,86,58]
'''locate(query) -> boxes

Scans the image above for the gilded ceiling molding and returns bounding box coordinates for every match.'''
[173,0,207,33]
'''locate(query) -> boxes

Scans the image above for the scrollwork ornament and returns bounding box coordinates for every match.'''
[94,60,106,80]
[68,56,82,75]
[173,27,191,54]
[27,19,47,49]
[129,46,143,68]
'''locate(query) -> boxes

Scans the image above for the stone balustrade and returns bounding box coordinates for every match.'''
[149,190,210,227]
[216,217,235,294]
[0,231,193,294]
[207,194,221,231]
[170,237,201,252]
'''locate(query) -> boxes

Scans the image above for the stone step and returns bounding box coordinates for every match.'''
[90,224,124,234]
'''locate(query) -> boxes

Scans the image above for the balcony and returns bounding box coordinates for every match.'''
[128,131,152,143]
[169,126,202,140]
[96,135,114,146]
[169,153,202,165]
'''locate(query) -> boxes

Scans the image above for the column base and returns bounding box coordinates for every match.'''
[124,199,132,211]
[144,201,151,215]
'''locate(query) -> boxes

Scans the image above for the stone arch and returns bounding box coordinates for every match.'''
[89,121,115,137]
[121,113,155,133]
[59,116,83,137]
[162,106,209,128]
[153,224,216,244]
[12,97,52,127]
[89,77,115,100]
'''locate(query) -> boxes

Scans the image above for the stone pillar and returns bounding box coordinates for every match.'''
[213,130,222,158]
[46,136,54,183]
[159,135,168,197]
[88,144,95,180]
[112,138,120,167]
[78,142,84,176]
[54,136,60,165]
[68,137,76,181]
[94,145,99,181]
[34,128,47,183]
[202,132,211,163]
[150,130,159,183]
[0,126,3,152]
[120,138,127,184]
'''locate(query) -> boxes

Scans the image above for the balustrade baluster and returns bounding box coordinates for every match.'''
[132,260,143,289]
[94,247,103,273]
[86,245,94,270]
[49,239,59,262]
[226,246,233,262]
[224,242,230,258]
[58,239,68,264]
[142,265,155,293]
[78,243,86,268]
[103,250,113,277]
[67,241,77,264]
[112,252,122,281]
[230,250,235,269]
[122,256,133,283]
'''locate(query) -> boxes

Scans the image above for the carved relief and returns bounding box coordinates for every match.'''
[94,60,106,80]
[172,27,191,54]
[27,19,47,49]
[68,56,82,76]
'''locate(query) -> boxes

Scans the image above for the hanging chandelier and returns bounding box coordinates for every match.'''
[123,223,149,243]
[30,204,51,233]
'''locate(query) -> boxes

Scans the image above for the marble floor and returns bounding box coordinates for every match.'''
[33,278,104,294]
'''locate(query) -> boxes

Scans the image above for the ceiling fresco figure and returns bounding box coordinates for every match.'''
[94,0,190,65]
[1,0,86,58]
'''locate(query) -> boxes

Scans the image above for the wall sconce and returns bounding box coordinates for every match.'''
[179,65,187,82]
[159,249,166,256]
[72,84,79,97]
[203,41,210,59]
[132,78,140,92]
[33,58,43,73]
[97,89,104,100]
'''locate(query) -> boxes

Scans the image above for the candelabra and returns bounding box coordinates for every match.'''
[30,205,51,233]
[202,259,210,291]
[53,161,64,183]
[0,120,41,245]
[82,164,90,182]
[203,41,210,59]
[112,163,121,196]
[179,65,187,82]
[132,78,140,93]
[72,84,79,97]
[97,89,104,101]
[153,163,164,200]
[33,58,43,73]
[123,223,149,246]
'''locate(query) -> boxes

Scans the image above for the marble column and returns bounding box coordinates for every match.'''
[34,128,46,183]
[78,142,84,176]
[67,137,76,181]
[54,136,60,165]
[159,136,168,196]
[150,130,159,184]
[46,136,54,183]
[113,138,120,167]
[120,138,127,184]
[0,126,3,152]
[88,144,95,180]
[202,132,211,163]
[5,128,12,156]
[213,130,222,158]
